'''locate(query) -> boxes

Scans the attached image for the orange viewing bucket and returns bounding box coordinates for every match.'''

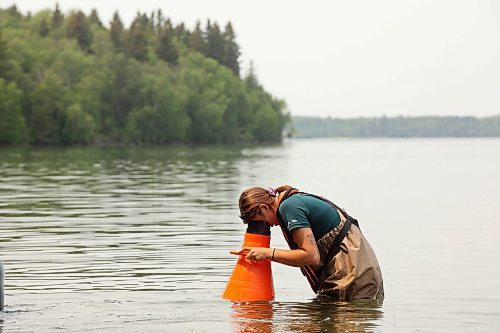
[223,221,275,302]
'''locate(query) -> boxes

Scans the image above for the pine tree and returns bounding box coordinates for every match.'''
[222,22,240,76]
[244,61,260,89]
[89,9,103,28]
[164,19,173,31]
[52,3,64,28]
[39,18,50,37]
[155,9,165,34]
[67,11,93,53]
[205,22,225,64]
[157,27,178,65]
[110,11,125,52]
[189,21,205,54]
[7,5,22,18]
[128,16,149,62]
[175,23,190,45]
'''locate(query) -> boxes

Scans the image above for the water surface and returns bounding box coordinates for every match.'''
[1,139,499,332]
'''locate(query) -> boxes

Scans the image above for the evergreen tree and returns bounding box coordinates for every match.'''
[0,7,290,146]
[157,27,179,65]
[134,12,150,30]
[189,21,205,54]
[52,3,64,28]
[205,22,225,65]
[128,16,149,61]
[155,9,165,34]
[244,61,259,89]
[67,11,93,52]
[89,9,103,28]
[7,5,21,18]
[222,22,240,76]
[175,23,190,45]
[39,18,50,37]
[109,11,125,52]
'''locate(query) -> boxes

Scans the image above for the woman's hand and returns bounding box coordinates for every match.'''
[230,247,272,263]
[229,227,319,267]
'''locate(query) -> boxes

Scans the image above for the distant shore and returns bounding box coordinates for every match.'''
[291,115,500,138]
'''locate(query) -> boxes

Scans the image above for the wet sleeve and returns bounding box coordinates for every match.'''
[279,197,310,231]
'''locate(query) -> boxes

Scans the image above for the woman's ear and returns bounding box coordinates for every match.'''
[258,203,268,211]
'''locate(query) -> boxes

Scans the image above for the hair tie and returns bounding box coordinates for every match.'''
[267,187,277,197]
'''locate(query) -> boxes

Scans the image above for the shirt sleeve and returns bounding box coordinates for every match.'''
[279,196,310,231]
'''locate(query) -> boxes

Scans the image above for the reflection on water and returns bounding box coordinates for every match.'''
[231,302,274,333]
[0,146,244,295]
[1,139,500,332]
[231,299,383,333]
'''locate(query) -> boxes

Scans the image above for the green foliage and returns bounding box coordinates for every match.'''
[7,5,21,19]
[222,23,240,76]
[88,9,103,28]
[127,69,189,143]
[205,22,225,65]
[105,54,143,135]
[189,21,206,54]
[29,72,71,144]
[51,4,64,28]
[110,12,125,52]
[0,6,288,146]
[66,11,92,52]
[0,35,5,77]
[0,28,13,80]
[156,26,178,65]
[127,16,148,61]
[175,23,190,45]
[39,18,49,37]
[0,78,25,144]
[61,103,95,144]
[292,116,500,138]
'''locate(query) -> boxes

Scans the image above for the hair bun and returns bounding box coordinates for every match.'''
[266,187,277,196]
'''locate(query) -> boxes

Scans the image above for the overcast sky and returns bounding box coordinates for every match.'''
[8,0,500,118]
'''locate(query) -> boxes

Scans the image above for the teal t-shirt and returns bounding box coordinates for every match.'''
[278,194,340,240]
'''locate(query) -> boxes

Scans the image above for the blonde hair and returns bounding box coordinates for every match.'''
[238,185,293,222]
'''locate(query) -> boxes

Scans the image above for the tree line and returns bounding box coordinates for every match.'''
[292,115,500,138]
[0,5,289,145]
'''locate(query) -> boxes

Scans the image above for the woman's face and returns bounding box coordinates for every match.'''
[256,204,279,226]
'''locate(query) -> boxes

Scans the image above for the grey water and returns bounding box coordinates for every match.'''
[0,138,499,332]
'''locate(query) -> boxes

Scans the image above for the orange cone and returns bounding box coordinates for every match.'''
[223,221,275,302]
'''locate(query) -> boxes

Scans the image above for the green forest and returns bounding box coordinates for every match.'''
[0,5,289,145]
[292,115,500,138]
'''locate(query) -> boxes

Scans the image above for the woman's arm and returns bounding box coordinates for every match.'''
[233,227,320,267]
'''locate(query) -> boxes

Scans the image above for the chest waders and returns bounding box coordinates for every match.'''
[276,188,360,293]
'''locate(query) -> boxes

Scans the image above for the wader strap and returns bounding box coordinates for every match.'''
[276,188,359,293]
[325,218,351,261]
[277,188,321,292]
[302,193,360,230]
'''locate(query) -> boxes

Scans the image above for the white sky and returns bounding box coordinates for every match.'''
[7,0,500,118]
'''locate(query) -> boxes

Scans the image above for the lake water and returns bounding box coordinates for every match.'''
[0,138,499,332]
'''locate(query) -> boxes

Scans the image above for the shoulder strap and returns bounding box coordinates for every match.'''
[280,189,360,229]
[276,188,361,293]
[301,193,360,230]
[276,188,321,293]
[280,187,297,202]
